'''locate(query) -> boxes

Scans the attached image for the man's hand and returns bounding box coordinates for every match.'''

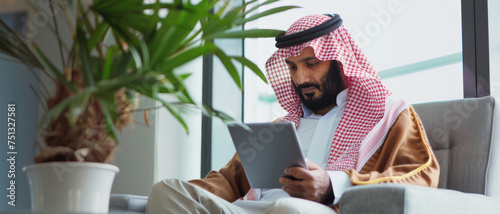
[279,159,334,205]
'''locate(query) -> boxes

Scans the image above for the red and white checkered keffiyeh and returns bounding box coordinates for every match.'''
[265,14,391,171]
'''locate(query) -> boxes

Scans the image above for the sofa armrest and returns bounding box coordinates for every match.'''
[109,194,148,213]
[339,184,500,214]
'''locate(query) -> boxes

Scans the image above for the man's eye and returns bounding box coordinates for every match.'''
[307,62,318,67]
[288,66,297,71]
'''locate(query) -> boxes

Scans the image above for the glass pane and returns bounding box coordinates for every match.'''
[489,0,500,96]
[487,0,500,198]
[244,0,464,123]
[210,1,244,171]
[211,39,242,170]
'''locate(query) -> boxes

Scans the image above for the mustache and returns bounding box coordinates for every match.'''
[297,82,321,91]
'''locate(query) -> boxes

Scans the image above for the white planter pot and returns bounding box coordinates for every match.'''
[23,162,119,213]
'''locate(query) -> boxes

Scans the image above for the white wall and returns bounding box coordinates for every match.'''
[486,0,500,198]
[154,58,203,182]
[110,97,156,196]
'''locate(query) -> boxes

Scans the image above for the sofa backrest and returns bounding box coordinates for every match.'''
[412,96,495,194]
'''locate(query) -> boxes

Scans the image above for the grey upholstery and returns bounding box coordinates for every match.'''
[109,194,148,213]
[340,96,500,214]
[340,184,500,214]
[412,96,495,193]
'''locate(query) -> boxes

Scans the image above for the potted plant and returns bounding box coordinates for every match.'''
[0,0,296,212]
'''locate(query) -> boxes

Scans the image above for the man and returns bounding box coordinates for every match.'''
[147,14,439,213]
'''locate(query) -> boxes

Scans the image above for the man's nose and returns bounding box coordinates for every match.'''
[295,66,312,84]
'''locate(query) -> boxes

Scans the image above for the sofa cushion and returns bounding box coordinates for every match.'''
[412,96,495,194]
[109,194,148,213]
[339,184,500,214]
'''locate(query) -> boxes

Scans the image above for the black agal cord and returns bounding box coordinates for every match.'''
[275,14,343,48]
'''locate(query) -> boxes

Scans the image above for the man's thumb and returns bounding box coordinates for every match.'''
[306,158,320,170]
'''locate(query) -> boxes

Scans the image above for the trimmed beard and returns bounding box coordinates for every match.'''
[292,60,346,112]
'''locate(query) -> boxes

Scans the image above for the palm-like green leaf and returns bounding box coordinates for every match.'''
[78,0,95,35]
[128,44,143,70]
[38,87,97,128]
[87,22,110,52]
[101,45,118,80]
[33,44,77,92]
[179,73,192,80]
[0,20,43,69]
[158,42,217,73]
[0,0,297,144]
[231,56,268,84]
[76,27,95,86]
[244,0,281,16]
[215,49,241,89]
[206,29,285,39]
[149,3,204,66]
[235,6,299,25]
[110,48,132,78]
[66,92,91,126]
[97,95,119,142]
[159,98,189,133]
[134,83,190,133]
[204,2,243,35]
[201,104,235,123]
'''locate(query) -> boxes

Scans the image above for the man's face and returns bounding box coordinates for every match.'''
[285,47,346,113]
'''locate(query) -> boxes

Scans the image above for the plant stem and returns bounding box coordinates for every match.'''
[94,11,105,60]
[120,105,163,114]
[36,65,58,84]
[49,0,67,70]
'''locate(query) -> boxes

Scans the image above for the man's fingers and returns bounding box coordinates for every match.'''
[282,185,306,198]
[285,166,313,180]
[283,187,301,197]
[282,182,317,200]
[280,177,308,191]
[281,159,332,203]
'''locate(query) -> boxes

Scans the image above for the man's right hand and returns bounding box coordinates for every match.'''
[279,159,334,205]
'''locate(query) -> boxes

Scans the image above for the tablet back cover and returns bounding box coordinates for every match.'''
[227,122,307,188]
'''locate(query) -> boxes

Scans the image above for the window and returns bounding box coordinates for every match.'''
[244,0,464,127]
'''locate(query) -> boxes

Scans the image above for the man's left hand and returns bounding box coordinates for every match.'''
[279,159,334,204]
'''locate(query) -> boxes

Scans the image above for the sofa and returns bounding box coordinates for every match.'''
[339,96,500,213]
[109,96,500,213]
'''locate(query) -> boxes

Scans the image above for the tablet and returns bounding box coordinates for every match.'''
[227,122,308,188]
